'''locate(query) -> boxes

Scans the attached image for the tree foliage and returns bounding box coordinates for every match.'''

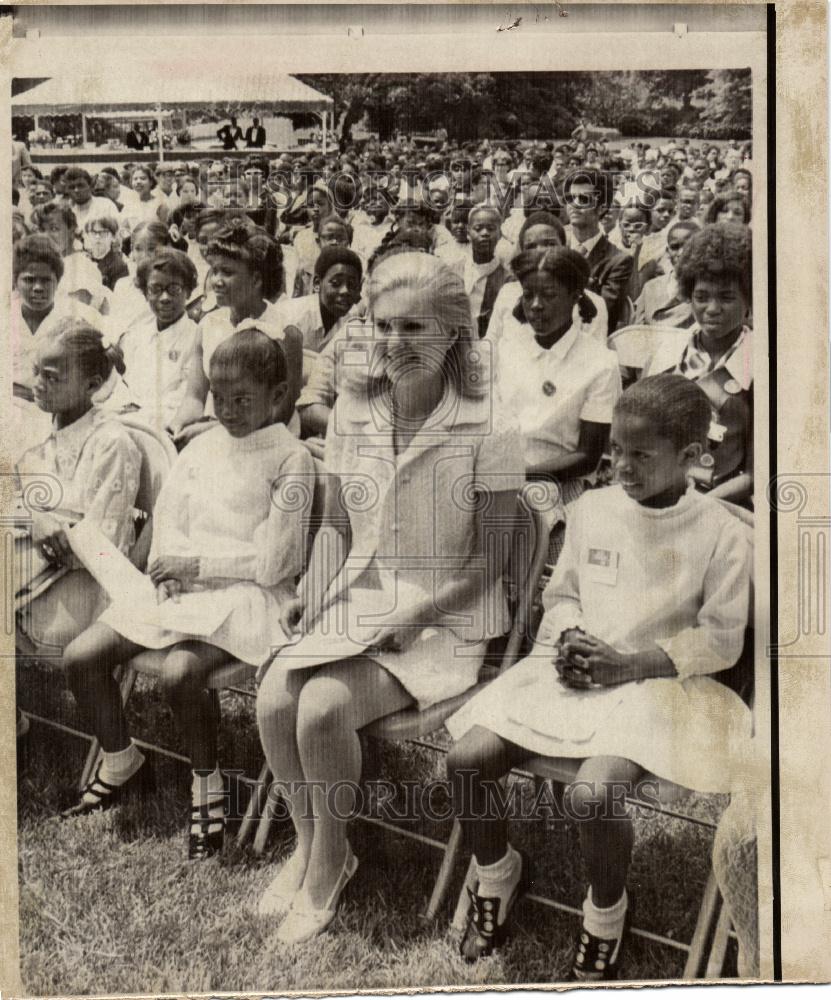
[295,69,751,143]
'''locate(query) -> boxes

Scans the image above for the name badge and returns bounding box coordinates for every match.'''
[585,547,619,586]
[708,419,727,444]
[723,378,742,395]
[542,380,557,397]
[169,349,180,362]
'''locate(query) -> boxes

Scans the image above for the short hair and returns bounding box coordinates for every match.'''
[13,233,65,283]
[130,164,157,187]
[195,208,228,234]
[243,156,270,180]
[206,221,283,299]
[35,201,78,233]
[666,219,702,243]
[209,327,286,389]
[317,213,353,245]
[314,245,362,282]
[675,222,752,303]
[615,374,711,449]
[45,316,126,380]
[467,204,501,226]
[705,193,751,225]
[131,220,171,248]
[517,210,566,249]
[49,165,68,186]
[511,246,597,325]
[562,168,614,213]
[84,214,119,236]
[100,166,120,181]
[63,167,92,186]
[136,248,199,295]
[170,201,207,228]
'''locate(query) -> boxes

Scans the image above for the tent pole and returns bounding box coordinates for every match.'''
[157,104,164,163]
[321,111,328,155]
[81,113,88,147]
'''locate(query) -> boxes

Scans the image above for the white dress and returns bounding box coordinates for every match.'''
[16,408,141,648]
[447,485,753,794]
[100,422,313,665]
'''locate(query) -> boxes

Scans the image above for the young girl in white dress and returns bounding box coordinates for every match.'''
[171,221,303,446]
[446,373,752,981]
[16,318,141,652]
[62,330,314,859]
[255,251,525,944]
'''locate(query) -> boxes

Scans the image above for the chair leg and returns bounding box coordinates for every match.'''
[77,665,138,790]
[237,760,271,846]
[252,780,284,855]
[451,855,478,933]
[425,817,463,920]
[704,903,733,979]
[683,868,722,979]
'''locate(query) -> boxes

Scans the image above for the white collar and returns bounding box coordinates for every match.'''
[568,229,603,256]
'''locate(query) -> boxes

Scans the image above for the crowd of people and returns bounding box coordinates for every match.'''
[12,127,757,980]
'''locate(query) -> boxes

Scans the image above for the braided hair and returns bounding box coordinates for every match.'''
[511,246,597,324]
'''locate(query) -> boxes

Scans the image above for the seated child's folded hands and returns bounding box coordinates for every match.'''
[148,554,199,586]
[558,632,638,689]
[31,511,74,566]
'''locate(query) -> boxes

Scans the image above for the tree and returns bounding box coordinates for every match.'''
[690,69,752,139]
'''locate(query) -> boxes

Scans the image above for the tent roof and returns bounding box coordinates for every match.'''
[12,73,334,116]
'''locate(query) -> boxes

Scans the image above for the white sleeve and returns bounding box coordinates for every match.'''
[656,517,751,680]
[537,497,585,644]
[579,354,622,425]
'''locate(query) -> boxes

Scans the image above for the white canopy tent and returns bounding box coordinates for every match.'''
[12,72,335,154]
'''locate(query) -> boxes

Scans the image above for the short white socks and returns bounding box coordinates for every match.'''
[475,843,523,924]
[583,886,628,955]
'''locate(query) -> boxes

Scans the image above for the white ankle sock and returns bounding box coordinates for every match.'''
[191,766,224,807]
[475,843,522,923]
[98,742,144,786]
[583,886,628,943]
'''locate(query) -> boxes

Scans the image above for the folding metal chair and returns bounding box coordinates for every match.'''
[607,323,688,374]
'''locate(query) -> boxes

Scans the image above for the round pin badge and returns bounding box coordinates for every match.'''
[724,378,742,395]
[542,380,556,397]
[169,350,179,362]
[700,453,715,468]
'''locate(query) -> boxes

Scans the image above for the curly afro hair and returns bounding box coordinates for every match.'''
[675,222,752,304]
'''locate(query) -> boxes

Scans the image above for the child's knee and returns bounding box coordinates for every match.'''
[566,776,623,821]
[158,653,199,697]
[447,733,487,782]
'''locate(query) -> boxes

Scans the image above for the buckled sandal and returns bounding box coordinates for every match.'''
[188,796,226,861]
[60,758,153,820]
[459,850,531,963]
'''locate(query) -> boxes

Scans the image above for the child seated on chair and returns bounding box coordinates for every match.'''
[117,248,200,436]
[16,318,141,652]
[641,223,753,506]
[255,252,524,944]
[61,330,315,860]
[445,374,752,981]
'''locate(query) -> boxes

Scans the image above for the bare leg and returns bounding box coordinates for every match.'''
[568,755,644,907]
[156,641,234,771]
[295,657,413,906]
[63,623,144,752]
[256,664,318,874]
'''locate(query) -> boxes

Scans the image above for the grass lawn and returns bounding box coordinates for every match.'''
[16,658,736,995]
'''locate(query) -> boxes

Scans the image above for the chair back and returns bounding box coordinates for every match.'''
[116,414,178,517]
[498,481,555,670]
[608,323,688,371]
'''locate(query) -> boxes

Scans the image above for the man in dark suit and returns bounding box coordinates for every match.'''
[125,123,147,150]
[217,116,243,151]
[245,116,267,148]
[562,168,633,333]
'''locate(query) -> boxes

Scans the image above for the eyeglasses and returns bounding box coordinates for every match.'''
[146,282,186,297]
[621,221,648,231]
